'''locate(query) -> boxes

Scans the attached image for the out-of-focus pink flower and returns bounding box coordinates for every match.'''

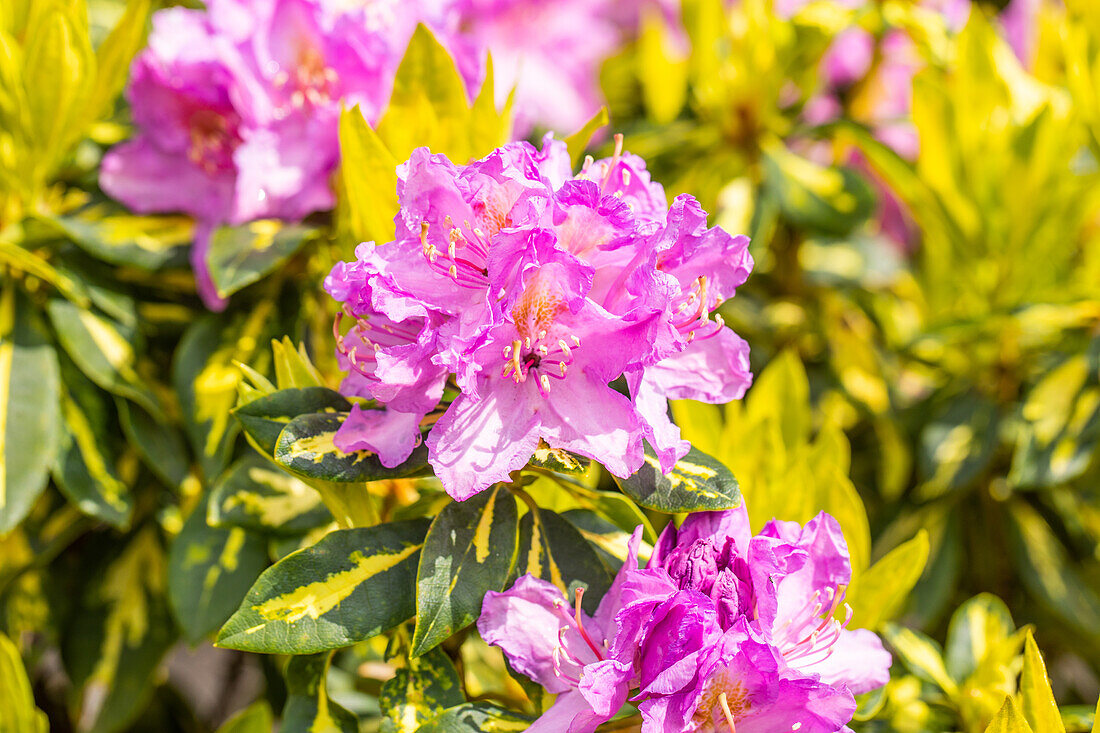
[450,0,620,135]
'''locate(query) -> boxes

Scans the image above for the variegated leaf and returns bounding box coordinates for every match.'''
[168,496,269,642]
[274,412,429,483]
[613,445,741,513]
[411,486,519,656]
[516,507,613,616]
[0,289,60,532]
[234,387,351,458]
[380,645,464,732]
[282,653,358,733]
[217,519,430,654]
[209,455,331,535]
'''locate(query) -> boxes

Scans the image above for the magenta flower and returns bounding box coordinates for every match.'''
[478,528,643,732]
[326,137,753,499]
[479,503,891,733]
[101,0,445,309]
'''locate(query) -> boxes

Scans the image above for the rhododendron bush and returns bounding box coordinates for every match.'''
[3,0,1100,731]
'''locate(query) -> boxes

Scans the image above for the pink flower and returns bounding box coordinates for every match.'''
[450,0,620,134]
[479,504,892,732]
[100,0,447,309]
[325,136,754,499]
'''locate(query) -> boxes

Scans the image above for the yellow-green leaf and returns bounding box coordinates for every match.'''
[882,623,958,696]
[1021,631,1066,733]
[985,697,1036,733]
[87,0,150,121]
[215,701,273,733]
[849,530,930,630]
[565,107,609,168]
[338,105,400,245]
[0,632,48,733]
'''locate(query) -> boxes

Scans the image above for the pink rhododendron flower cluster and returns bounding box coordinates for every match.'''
[479,504,891,732]
[325,136,753,500]
[101,0,620,309]
[101,0,447,309]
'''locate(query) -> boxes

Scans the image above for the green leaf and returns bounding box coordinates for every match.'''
[168,497,269,642]
[52,366,132,527]
[234,387,351,457]
[985,697,1036,733]
[612,445,741,513]
[918,392,1001,498]
[0,288,60,532]
[380,646,465,733]
[882,624,958,696]
[47,203,192,270]
[761,141,876,237]
[1008,501,1100,638]
[274,412,429,483]
[561,508,637,572]
[338,105,399,245]
[1093,696,1099,733]
[206,221,318,299]
[1010,350,1100,488]
[527,444,591,475]
[744,348,810,448]
[516,507,613,616]
[282,653,358,733]
[209,455,331,535]
[64,529,178,733]
[174,309,274,480]
[849,530,930,630]
[214,701,273,733]
[116,398,190,490]
[217,519,430,654]
[414,703,533,733]
[564,107,609,167]
[1021,631,1066,733]
[46,298,162,418]
[271,336,325,390]
[0,632,48,733]
[944,593,1016,683]
[412,485,519,656]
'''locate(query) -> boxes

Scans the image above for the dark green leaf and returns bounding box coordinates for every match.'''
[168,497,269,642]
[0,290,61,532]
[63,530,178,733]
[762,143,875,236]
[274,412,428,483]
[116,398,190,490]
[380,646,464,733]
[206,221,317,299]
[209,455,331,535]
[45,202,192,270]
[52,363,131,528]
[234,387,351,457]
[917,392,1000,499]
[46,298,162,418]
[282,653,358,733]
[517,507,613,616]
[414,703,533,732]
[527,444,591,475]
[217,519,430,654]
[411,486,519,656]
[174,311,274,481]
[612,445,741,514]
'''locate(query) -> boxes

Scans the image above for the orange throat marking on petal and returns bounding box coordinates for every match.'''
[694,675,751,732]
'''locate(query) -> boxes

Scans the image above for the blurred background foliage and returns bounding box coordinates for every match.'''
[2,0,1100,731]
